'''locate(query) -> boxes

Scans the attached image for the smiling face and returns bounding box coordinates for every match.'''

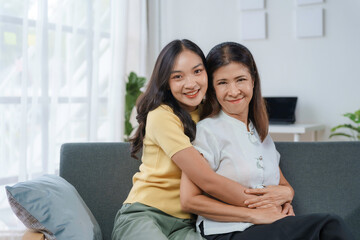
[213,62,254,124]
[169,50,208,112]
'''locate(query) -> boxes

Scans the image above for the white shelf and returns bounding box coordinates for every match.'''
[269,123,325,141]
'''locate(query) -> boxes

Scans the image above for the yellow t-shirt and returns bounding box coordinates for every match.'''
[124,104,200,219]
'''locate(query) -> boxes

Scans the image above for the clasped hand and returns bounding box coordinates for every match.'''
[244,185,295,216]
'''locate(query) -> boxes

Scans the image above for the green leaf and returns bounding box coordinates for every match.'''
[330,124,360,133]
[125,121,133,137]
[329,132,354,139]
[344,109,360,123]
[137,77,146,88]
[128,72,137,83]
[124,72,146,138]
[126,94,137,109]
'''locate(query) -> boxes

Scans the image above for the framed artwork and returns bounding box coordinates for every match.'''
[241,11,267,40]
[296,7,323,38]
[297,0,324,6]
[239,0,265,10]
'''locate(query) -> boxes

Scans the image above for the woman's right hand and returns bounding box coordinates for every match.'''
[282,202,295,216]
[250,206,287,225]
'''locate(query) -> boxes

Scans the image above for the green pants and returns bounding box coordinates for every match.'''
[112,202,205,240]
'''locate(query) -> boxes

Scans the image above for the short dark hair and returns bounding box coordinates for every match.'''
[203,42,269,141]
[130,39,206,158]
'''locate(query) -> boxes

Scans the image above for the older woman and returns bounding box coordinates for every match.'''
[180,42,354,240]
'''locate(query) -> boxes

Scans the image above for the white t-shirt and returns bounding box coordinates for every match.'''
[193,110,281,235]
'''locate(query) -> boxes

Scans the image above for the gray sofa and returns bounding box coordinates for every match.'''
[59,142,360,240]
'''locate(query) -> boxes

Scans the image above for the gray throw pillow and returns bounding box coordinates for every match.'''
[6,174,102,240]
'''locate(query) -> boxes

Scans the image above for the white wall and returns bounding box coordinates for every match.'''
[154,0,360,141]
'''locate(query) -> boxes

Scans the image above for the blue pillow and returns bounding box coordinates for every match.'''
[6,174,102,240]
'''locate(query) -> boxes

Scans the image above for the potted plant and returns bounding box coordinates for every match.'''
[329,109,360,140]
[125,72,146,140]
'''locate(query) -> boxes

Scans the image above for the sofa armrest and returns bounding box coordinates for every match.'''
[22,230,45,240]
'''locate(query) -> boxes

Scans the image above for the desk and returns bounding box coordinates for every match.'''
[269,123,325,142]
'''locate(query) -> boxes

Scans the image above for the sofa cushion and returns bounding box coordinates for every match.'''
[5,174,102,240]
[276,141,360,239]
[60,142,141,240]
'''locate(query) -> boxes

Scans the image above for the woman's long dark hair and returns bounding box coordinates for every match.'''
[203,42,269,142]
[130,39,206,159]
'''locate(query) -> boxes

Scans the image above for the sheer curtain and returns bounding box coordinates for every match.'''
[0,0,147,237]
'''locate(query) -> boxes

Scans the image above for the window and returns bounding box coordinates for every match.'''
[0,0,147,234]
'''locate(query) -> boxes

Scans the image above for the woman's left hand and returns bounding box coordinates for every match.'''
[244,185,293,208]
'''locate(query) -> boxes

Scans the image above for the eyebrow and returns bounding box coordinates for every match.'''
[216,75,247,82]
[215,78,227,83]
[235,75,247,79]
[171,63,203,74]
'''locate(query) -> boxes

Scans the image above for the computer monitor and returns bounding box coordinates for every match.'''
[264,97,298,124]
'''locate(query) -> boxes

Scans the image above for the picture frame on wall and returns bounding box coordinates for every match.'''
[239,0,265,10]
[297,0,324,6]
[241,11,267,40]
[296,7,324,38]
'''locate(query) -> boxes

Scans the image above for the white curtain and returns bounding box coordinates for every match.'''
[0,0,147,236]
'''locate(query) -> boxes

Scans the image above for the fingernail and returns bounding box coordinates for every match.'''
[244,201,248,204]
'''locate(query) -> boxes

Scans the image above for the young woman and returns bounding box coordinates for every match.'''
[112,39,280,240]
[180,42,355,240]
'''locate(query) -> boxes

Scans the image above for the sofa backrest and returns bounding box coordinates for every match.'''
[60,142,360,240]
[276,141,360,238]
[60,142,140,240]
